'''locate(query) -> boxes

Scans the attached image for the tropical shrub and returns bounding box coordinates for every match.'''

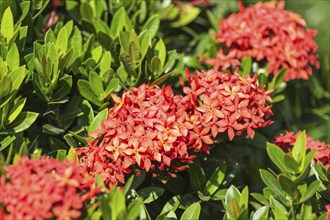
[0,0,329,219]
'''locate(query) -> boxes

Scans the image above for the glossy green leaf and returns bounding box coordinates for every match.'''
[56,27,68,54]
[104,78,119,96]
[0,112,38,134]
[0,135,15,151]
[138,187,165,204]
[150,56,162,76]
[155,39,166,66]
[267,143,290,175]
[88,108,108,134]
[270,197,287,219]
[252,206,269,220]
[127,198,143,220]
[297,180,320,204]
[42,124,65,135]
[7,98,26,124]
[1,7,14,43]
[239,186,249,209]
[6,44,19,70]
[204,162,226,196]
[110,189,126,219]
[52,75,72,101]
[188,163,206,192]
[171,4,200,27]
[260,169,287,198]
[240,56,252,77]
[120,51,136,77]
[180,203,201,220]
[56,149,67,161]
[89,71,104,96]
[159,195,181,216]
[77,79,102,106]
[292,131,306,165]
[142,15,160,39]
[225,185,241,208]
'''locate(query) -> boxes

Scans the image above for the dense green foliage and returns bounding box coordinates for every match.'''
[0,0,329,219]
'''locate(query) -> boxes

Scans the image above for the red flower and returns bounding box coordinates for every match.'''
[274,131,330,168]
[0,156,100,220]
[183,69,273,141]
[206,1,319,81]
[77,84,209,188]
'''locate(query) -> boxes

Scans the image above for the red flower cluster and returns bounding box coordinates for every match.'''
[182,69,273,141]
[0,156,99,220]
[205,1,319,81]
[274,131,330,168]
[77,84,211,188]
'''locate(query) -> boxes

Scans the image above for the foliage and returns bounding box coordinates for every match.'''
[0,0,328,219]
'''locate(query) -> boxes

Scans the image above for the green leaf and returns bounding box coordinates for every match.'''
[6,44,19,70]
[129,30,141,52]
[66,147,78,162]
[42,124,65,135]
[104,78,119,96]
[100,51,112,77]
[7,98,26,124]
[159,195,181,216]
[140,33,150,60]
[9,66,27,95]
[52,75,72,101]
[1,7,14,43]
[110,189,126,219]
[267,143,290,175]
[142,15,160,39]
[204,162,226,196]
[77,79,102,106]
[120,51,136,77]
[292,131,306,166]
[272,95,285,103]
[56,149,67,161]
[91,45,102,63]
[252,206,269,220]
[225,185,241,208]
[129,41,140,64]
[17,1,30,23]
[89,71,104,96]
[0,76,12,100]
[138,187,165,204]
[150,56,162,76]
[251,193,269,206]
[188,163,206,192]
[171,5,200,28]
[155,39,166,67]
[239,186,249,209]
[56,27,68,54]
[240,56,252,77]
[270,197,287,219]
[127,198,143,220]
[88,108,108,134]
[0,112,38,134]
[151,71,174,86]
[297,180,320,204]
[180,203,201,220]
[0,135,15,151]
[109,7,127,39]
[278,175,295,196]
[259,169,287,198]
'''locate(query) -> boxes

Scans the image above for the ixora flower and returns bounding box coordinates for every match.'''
[182,69,273,141]
[274,131,330,168]
[205,1,319,81]
[0,156,99,220]
[77,84,211,188]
